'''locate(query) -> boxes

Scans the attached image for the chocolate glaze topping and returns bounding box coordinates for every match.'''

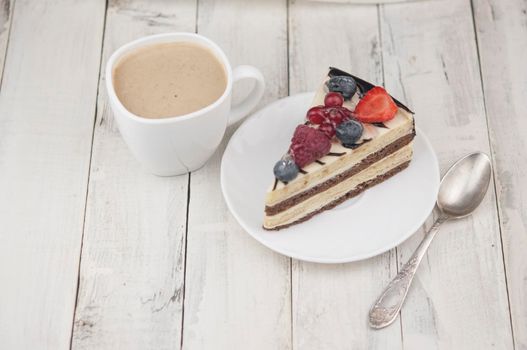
[343,138,372,150]
[272,178,279,191]
[327,152,346,157]
[328,67,414,114]
[372,122,389,129]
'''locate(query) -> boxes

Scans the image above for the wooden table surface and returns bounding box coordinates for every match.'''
[0,0,525,349]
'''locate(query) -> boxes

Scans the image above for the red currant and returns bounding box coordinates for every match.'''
[326,108,345,125]
[338,106,353,119]
[318,122,336,138]
[324,92,344,107]
[306,105,326,124]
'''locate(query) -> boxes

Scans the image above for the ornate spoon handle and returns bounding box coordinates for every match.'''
[369,215,448,329]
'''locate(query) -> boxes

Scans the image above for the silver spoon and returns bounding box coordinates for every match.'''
[369,152,492,329]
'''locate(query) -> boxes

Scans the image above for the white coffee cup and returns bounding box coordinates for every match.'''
[106,33,265,176]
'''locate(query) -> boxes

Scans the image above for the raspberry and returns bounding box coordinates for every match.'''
[289,125,331,168]
[289,143,313,168]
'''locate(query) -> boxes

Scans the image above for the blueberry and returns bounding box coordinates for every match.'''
[335,119,363,145]
[273,155,299,182]
[326,76,357,100]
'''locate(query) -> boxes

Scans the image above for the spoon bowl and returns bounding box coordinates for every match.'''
[437,152,492,218]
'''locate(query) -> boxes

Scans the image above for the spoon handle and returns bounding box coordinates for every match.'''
[369,215,448,329]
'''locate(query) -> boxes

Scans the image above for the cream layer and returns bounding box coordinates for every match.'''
[265,116,414,207]
[263,143,413,229]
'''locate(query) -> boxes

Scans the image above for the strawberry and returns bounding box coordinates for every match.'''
[354,87,398,123]
[289,125,331,168]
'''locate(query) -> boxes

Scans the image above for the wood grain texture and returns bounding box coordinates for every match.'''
[0,0,105,348]
[472,0,527,348]
[181,0,291,349]
[380,0,514,348]
[70,1,197,349]
[288,1,403,349]
[0,0,13,78]
[0,1,521,348]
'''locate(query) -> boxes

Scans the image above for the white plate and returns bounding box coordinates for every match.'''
[221,93,439,263]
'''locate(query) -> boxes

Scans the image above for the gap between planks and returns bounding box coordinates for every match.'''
[468,0,515,347]
[69,1,110,348]
[0,0,15,89]
[70,1,195,348]
[179,174,192,350]
[178,4,198,347]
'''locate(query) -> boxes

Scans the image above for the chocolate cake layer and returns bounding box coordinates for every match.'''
[265,160,411,231]
[265,132,415,216]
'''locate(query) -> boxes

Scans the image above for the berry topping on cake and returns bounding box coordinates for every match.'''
[354,86,398,123]
[264,68,416,231]
[326,75,357,100]
[305,98,354,139]
[335,119,363,145]
[273,155,299,182]
[306,106,326,124]
[326,107,349,125]
[318,122,336,138]
[324,92,344,107]
[289,125,331,168]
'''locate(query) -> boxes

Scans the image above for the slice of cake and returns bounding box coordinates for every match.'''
[263,67,415,230]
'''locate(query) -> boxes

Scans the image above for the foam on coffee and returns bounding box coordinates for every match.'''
[113,41,227,119]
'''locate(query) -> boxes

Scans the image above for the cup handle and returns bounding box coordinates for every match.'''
[228,65,265,126]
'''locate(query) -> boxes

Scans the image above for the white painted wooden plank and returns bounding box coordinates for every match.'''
[0,0,13,78]
[0,0,105,348]
[181,0,291,349]
[380,0,514,348]
[71,1,197,349]
[289,1,403,349]
[472,0,527,348]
